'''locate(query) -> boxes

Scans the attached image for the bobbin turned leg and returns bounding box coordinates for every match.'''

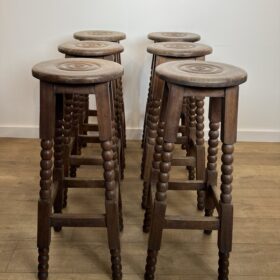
[37,82,55,280]
[218,87,238,280]
[53,94,64,232]
[187,96,196,180]
[204,97,221,235]
[70,94,80,178]
[62,94,73,208]
[96,83,122,280]
[196,97,206,211]
[145,85,183,279]
[143,83,169,232]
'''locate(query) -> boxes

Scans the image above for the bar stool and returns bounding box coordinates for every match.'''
[141,42,212,225]
[144,60,247,280]
[74,30,127,147]
[141,31,201,150]
[58,40,125,206]
[32,58,124,280]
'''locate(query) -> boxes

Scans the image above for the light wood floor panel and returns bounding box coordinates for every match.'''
[0,139,279,279]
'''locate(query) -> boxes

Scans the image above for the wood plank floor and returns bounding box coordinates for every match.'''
[0,139,279,279]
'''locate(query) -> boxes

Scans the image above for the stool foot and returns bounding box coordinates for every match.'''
[197,190,205,211]
[144,249,158,280]
[218,252,230,280]
[53,226,62,232]
[141,182,149,209]
[204,209,214,235]
[38,247,49,280]
[110,249,122,280]
[62,188,68,208]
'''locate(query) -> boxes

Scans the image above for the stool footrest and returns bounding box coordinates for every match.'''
[70,155,102,166]
[175,136,187,144]
[164,215,220,230]
[50,214,106,227]
[172,157,196,167]
[82,123,99,132]
[88,109,97,116]
[63,178,104,188]
[78,135,100,143]
[168,180,205,191]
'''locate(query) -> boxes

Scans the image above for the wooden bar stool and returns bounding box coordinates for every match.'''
[32,58,124,280]
[58,40,126,206]
[141,42,212,222]
[74,30,127,148]
[144,60,247,280]
[141,31,201,150]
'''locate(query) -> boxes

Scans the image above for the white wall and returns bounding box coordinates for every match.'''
[0,0,279,141]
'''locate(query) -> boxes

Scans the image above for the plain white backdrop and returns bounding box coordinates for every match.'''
[0,0,279,141]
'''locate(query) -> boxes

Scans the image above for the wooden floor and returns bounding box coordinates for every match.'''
[0,139,279,279]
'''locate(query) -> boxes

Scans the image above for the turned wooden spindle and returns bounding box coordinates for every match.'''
[53,95,64,232]
[196,97,206,211]
[38,139,53,280]
[62,94,72,208]
[187,96,196,180]
[141,99,161,209]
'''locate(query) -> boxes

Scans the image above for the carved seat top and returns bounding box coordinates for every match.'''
[58,40,124,57]
[147,42,212,58]
[156,61,247,88]
[74,30,126,42]
[148,32,200,43]
[32,58,124,84]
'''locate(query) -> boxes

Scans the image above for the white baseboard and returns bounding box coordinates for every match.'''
[0,126,279,142]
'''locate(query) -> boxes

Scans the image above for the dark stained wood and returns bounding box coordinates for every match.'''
[69,155,102,166]
[164,215,220,230]
[74,30,126,42]
[58,40,124,57]
[148,31,200,42]
[147,42,212,58]
[33,57,123,280]
[50,214,106,227]
[144,59,247,280]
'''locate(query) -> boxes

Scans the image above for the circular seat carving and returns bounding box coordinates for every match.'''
[58,40,124,57]
[148,32,200,42]
[32,58,124,84]
[156,61,247,88]
[147,42,212,58]
[74,30,126,42]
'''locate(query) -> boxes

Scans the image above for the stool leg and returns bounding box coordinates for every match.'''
[70,94,80,178]
[141,55,155,150]
[218,87,239,280]
[204,97,221,235]
[53,94,64,232]
[187,97,196,180]
[196,97,206,211]
[145,84,183,280]
[96,83,122,280]
[141,99,161,209]
[143,83,168,232]
[63,94,73,208]
[37,82,55,280]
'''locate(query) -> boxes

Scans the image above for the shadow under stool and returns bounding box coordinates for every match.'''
[141,42,213,232]
[144,60,247,280]
[32,58,124,280]
[74,30,127,148]
[58,40,126,208]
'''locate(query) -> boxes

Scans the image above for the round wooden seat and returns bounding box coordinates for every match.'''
[74,30,126,42]
[148,32,200,42]
[32,58,124,84]
[156,61,247,88]
[58,40,124,57]
[147,42,212,58]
